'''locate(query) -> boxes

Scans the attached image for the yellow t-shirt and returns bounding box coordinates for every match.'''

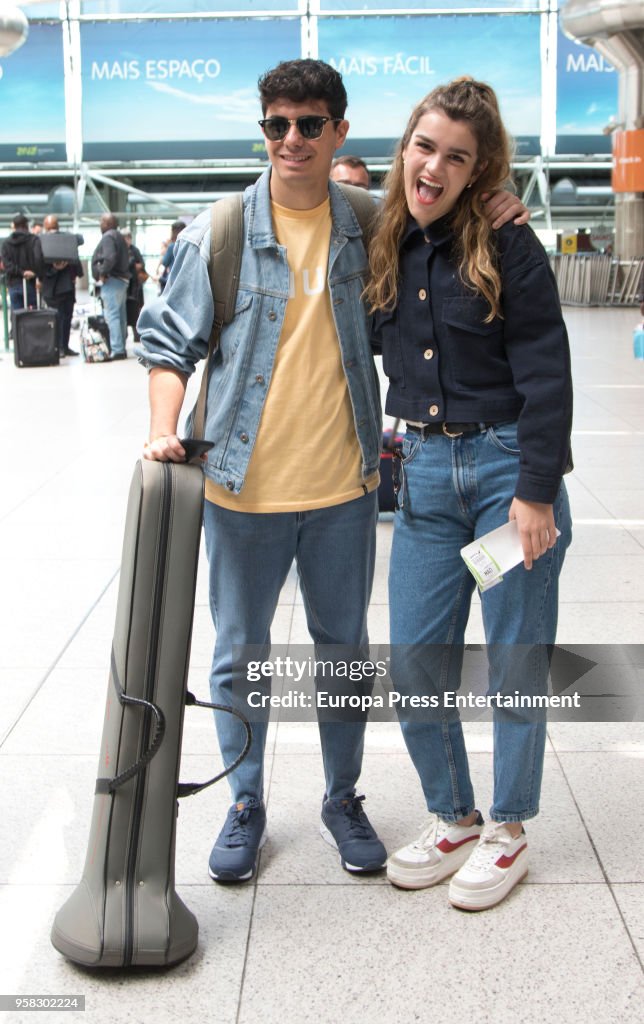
[206,198,378,512]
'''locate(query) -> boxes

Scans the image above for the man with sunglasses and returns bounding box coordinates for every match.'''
[138,59,527,885]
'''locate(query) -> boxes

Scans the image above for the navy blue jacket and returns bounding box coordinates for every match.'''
[372,217,572,504]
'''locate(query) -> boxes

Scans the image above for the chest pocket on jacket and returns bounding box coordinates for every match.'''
[372,309,405,388]
[219,291,255,361]
[441,296,511,391]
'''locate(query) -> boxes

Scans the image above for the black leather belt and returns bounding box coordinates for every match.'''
[406,421,498,439]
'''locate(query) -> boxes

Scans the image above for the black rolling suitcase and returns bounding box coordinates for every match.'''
[51,450,251,967]
[13,280,59,367]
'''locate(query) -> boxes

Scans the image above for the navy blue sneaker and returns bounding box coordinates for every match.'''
[208,800,267,882]
[320,794,387,873]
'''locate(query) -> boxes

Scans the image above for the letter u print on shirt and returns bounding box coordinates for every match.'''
[288,267,325,298]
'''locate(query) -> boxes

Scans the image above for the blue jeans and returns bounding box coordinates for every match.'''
[203,490,378,805]
[389,423,572,823]
[101,277,128,355]
[10,281,37,311]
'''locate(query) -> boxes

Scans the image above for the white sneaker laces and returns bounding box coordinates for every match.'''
[411,813,453,852]
[466,825,516,871]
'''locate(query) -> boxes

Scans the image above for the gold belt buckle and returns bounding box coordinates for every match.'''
[442,423,464,438]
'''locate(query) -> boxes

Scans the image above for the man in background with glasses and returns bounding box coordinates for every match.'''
[138,59,525,886]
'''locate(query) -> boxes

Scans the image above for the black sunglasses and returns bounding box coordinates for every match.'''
[258,115,341,142]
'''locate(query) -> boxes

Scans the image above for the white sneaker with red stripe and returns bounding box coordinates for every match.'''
[448,823,528,911]
[386,811,484,889]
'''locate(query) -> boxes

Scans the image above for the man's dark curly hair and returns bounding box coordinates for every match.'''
[258,59,348,119]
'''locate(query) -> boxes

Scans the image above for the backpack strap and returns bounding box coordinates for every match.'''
[336,182,378,252]
[209,193,244,333]
[193,194,244,438]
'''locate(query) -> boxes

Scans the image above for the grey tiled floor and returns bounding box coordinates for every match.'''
[1,306,643,1023]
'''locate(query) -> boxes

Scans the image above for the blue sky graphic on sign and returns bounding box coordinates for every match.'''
[81,18,302,159]
[0,23,66,160]
[0,11,620,162]
[318,15,542,157]
[556,26,617,153]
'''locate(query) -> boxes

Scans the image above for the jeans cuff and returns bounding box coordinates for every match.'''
[429,805,475,823]
[490,807,539,823]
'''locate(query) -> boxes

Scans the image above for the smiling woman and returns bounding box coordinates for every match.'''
[368,76,574,913]
[367,77,511,318]
[402,111,478,226]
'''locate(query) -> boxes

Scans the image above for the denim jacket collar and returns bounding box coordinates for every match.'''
[247,170,276,248]
[248,168,365,248]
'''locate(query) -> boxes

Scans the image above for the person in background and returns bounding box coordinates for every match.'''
[368,76,573,912]
[330,155,371,190]
[122,231,147,345]
[40,214,83,358]
[1,213,40,311]
[157,221,185,293]
[91,213,130,360]
[31,220,43,236]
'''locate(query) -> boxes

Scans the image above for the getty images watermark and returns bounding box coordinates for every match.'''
[228,645,644,723]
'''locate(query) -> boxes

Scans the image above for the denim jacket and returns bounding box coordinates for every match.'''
[138,170,382,494]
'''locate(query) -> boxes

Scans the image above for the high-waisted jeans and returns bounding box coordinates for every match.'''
[389,423,572,823]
